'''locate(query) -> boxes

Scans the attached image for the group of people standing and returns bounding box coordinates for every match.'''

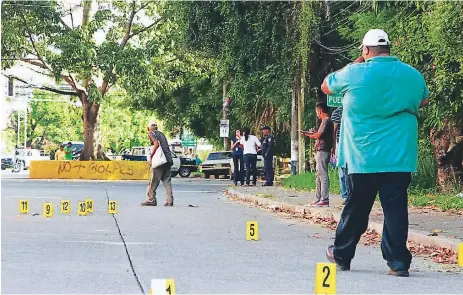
[230,126,275,187]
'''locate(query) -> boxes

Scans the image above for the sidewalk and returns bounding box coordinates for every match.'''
[226,185,462,254]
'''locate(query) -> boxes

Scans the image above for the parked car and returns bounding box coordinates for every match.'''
[200,151,232,179]
[229,153,267,181]
[1,157,14,170]
[121,146,181,177]
[178,157,198,178]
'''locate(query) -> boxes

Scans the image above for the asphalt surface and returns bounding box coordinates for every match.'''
[1,177,462,294]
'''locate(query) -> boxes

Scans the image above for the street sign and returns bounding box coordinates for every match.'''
[181,135,197,147]
[327,94,343,107]
[220,119,229,138]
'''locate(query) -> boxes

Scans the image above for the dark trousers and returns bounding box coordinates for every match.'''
[244,154,258,185]
[263,156,274,185]
[232,155,244,185]
[333,172,412,271]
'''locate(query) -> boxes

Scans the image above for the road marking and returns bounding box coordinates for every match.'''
[61,240,158,245]
[4,196,62,199]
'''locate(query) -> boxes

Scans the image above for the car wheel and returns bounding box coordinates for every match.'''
[204,173,210,179]
[179,167,191,178]
[171,171,179,177]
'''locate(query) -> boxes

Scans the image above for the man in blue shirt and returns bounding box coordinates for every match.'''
[321,29,429,277]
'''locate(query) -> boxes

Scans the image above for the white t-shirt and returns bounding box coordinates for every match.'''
[240,135,261,154]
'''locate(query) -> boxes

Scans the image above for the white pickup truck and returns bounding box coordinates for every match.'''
[14,148,50,170]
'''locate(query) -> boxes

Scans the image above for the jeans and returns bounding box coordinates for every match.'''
[232,155,244,185]
[264,156,274,185]
[244,154,258,185]
[339,166,350,200]
[333,172,412,271]
[146,163,173,204]
[315,151,330,202]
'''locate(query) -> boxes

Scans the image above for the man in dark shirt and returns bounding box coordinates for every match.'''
[302,102,333,206]
[261,125,276,186]
[142,122,174,207]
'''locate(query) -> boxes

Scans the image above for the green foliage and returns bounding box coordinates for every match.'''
[281,169,340,194]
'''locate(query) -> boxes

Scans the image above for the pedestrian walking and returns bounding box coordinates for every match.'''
[231,129,244,186]
[142,122,174,207]
[240,127,261,186]
[331,106,349,204]
[302,102,334,207]
[321,29,429,276]
[54,145,66,161]
[261,125,275,186]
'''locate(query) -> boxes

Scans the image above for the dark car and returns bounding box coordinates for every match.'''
[1,157,14,170]
[178,157,198,178]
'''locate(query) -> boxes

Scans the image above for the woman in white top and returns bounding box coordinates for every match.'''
[240,127,261,186]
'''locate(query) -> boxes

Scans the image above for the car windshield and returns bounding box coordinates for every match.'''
[207,152,230,160]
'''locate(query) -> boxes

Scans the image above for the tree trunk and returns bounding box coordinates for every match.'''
[429,120,463,192]
[80,93,100,160]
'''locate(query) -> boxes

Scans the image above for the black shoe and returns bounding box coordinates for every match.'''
[262,183,273,187]
[164,203,174,207]
[326,245,350,271]
[388,269,409,277]
[141,201,157,206]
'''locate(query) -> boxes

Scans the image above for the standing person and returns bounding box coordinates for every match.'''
[194,154,202,166]
[261,125,276,186]
[301,102,334,207]
[321,29,429,276]
[55,145,66,160]
[331,106,349,204]
[231,129,244,186]
[64,142,73,160]
[142,122,174,207]
[240,127,261,186]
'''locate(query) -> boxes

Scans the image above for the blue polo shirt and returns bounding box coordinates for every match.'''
[326,56,429,174]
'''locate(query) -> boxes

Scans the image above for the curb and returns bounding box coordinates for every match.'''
[226,188,461,253]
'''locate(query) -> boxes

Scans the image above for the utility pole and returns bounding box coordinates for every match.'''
[290,76,299,175]
[222,83,229,150]
[24,106,27,148]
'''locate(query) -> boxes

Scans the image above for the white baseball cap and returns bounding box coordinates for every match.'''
[359,29,390,49]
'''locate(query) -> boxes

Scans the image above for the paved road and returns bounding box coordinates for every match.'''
[2,178,462,294]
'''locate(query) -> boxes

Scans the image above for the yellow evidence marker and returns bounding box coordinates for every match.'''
[19,200,29,214]
[78,201,87,216]
[458,243,463,266]
[85,198,94,213]
[60,200,71,214]
[43,202,53,218]
[314,262,336,294]
[150,279,175,295]
[108,200,117,214]
[246,221,259,241]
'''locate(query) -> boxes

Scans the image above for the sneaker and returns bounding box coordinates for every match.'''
[314,200,329,207]
[141,201,157,206]
[310,200,320,206]
[164,203,174,207]
[326,245,350,271]
[388,269,409,277]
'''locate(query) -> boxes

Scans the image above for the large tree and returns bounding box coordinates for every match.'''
[1,0,178,159]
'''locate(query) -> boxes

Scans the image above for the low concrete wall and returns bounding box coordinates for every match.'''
[29,160,150,180]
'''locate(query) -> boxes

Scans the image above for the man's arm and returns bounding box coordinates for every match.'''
[321,56,364,95]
